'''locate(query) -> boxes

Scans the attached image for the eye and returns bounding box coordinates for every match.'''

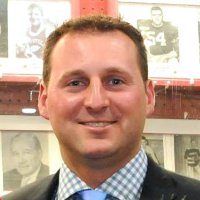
[107,78,124,86]
[12,152,19,157]
[24,150,32,155]
[67,79,87,87]
[65,78,89,92]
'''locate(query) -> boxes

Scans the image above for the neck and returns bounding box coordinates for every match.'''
[60,146,140,188]
[152,22,163,27]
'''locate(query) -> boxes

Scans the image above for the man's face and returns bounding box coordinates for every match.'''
[28,7,43,27]
[38,31,154,167]
[151,9,163,26]
[11,137,42,177]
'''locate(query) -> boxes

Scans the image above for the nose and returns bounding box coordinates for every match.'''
[84,79,109,112]
[16,154,26,165]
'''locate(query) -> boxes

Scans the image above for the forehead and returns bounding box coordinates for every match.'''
[29,7,42,14]
[52,30,138,60]
[12,136,35,148]
[151,9,162,15]
[59,30,135,47]
[50,30,140,75]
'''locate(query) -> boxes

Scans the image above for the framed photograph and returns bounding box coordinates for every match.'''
[0,0,8,58]
[142,134,164,167]
[174,135,200,180]
[137,6,179,64]
[119,2,200,79]
[6,0,70,75]
[1,130,50,192]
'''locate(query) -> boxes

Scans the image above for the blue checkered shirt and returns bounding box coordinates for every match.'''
[56,148,147,200]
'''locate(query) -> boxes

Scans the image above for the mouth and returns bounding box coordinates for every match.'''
[18,166,29,171]
[79,121,116,128]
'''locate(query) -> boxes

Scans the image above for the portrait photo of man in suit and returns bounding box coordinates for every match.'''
[2,15,200,200]
[2,132,49,191]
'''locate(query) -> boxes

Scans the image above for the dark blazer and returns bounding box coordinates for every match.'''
[2,157,200,200]
[3,163,49,191]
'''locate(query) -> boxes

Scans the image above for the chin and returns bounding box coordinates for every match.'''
[83,146,115,160]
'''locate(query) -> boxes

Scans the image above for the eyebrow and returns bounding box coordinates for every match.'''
[102,66,133,78]
[104,67,128,74]
[58,69,87,83]
[58,66,130,83]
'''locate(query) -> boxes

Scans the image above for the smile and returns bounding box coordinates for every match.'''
[79,121,116,127]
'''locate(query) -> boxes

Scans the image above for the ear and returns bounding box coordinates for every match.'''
[38,82,49,120]
[145,80,155,117]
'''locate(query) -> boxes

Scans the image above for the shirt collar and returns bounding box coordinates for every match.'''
[57,148,147,200]
[21,163,42,187]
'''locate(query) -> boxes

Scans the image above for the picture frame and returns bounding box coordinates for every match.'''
[118,2,200,80]
[0,129,61,194]
[142,133,164,167]
[174,134,200,180]
[1,130,50,191]
[2,0,71,75]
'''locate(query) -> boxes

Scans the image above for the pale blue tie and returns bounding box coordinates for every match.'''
[78,190,107,200]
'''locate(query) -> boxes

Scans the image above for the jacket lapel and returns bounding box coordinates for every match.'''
[140,157,178,200]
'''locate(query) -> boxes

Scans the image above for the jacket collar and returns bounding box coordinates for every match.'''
[140,156,177,200]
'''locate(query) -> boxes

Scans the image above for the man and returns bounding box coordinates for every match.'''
[3,133,49,191]
[184,139,200,167]
[184,138,200,179]
[137,6,179,63]
[16,3,55,58]
[2,15,200,200]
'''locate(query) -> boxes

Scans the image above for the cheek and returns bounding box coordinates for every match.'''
[111,91,147,135]
[13,157,19,163]
[47,92,83,118]
[113,91,146,114]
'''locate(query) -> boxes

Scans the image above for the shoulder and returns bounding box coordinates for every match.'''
[163,21,178,32]
[2,172,59,200]
[39,163,49,176]
[3,169,22,191]
[137,19,152,30]
[3,169,21,180]
[141,156,200,200]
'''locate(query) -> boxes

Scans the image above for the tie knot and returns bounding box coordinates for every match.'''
[67,189,119,200]
[78,190,107,200]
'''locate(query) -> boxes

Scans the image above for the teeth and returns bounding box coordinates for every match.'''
[83,122,112,127]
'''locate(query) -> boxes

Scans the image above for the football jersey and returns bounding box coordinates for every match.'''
[137,19,178,55]
[26,27,46,58]
[184,148,200,167]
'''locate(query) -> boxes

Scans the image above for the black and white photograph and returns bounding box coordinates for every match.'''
[1,131,50,191]
[142,134,164,167]
[15,2,56,59]
[9,0,70,60]
[137,6,179,64]
[119,2,200,79]
[0,0,8,57]
[175,135,200,180]
[5,0,70,75]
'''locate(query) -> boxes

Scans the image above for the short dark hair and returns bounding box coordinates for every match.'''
[43,15,148,86]
[151,6,163,15]
[28,3,43,16]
